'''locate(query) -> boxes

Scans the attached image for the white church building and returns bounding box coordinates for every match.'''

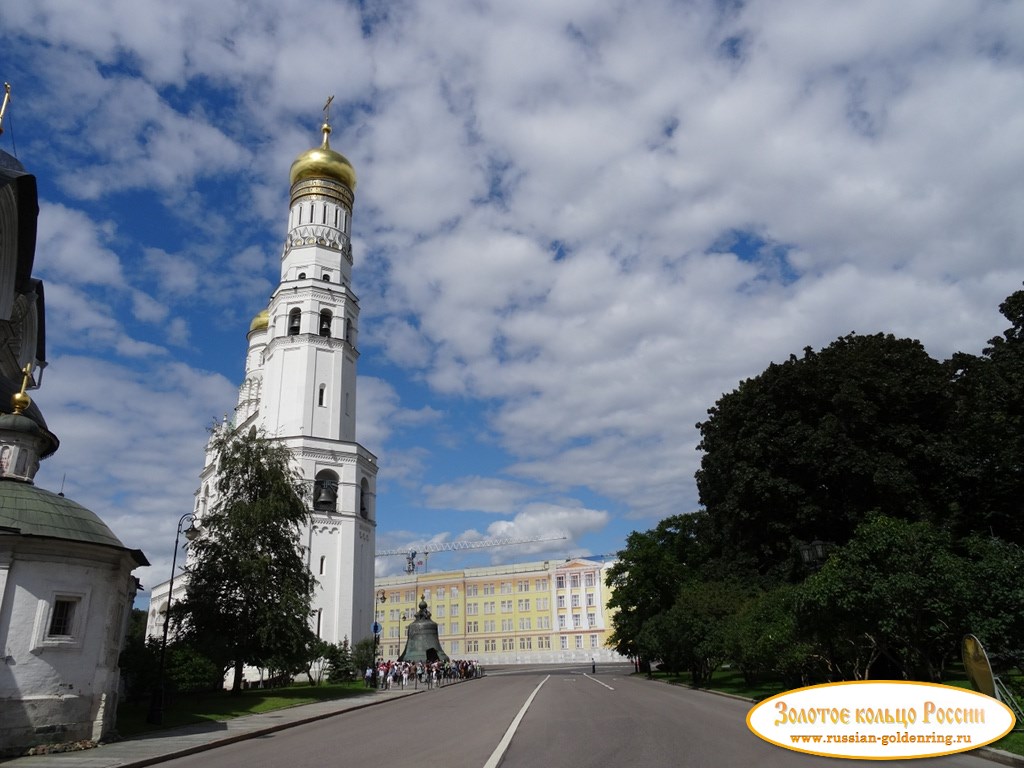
[0,111,147,753]
[148,115,378,658]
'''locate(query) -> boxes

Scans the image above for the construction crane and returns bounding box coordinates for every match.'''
[376,534,568,574]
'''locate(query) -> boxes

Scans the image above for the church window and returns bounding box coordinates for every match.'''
[322,273,331,282]
[334,208,340,227]
[288,308,301,335]
[298,272,306,280]
[319,310,333,337]
[318,384,326,407]
[316,609,323,638]
[359,477,369,519]
[48,599,77,636]
[319,556,326,575]
[322,205,328,224]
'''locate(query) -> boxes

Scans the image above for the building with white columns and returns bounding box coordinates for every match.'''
[148,117,378,652]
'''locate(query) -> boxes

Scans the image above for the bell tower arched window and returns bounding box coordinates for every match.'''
[359,477,369,519]
[319,309,333,338]
[313,469,339,512]
[288,308,301,336]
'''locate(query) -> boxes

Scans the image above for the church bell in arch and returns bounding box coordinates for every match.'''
[313,479,337,511]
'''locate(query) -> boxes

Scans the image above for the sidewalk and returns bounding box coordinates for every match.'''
[1,687,422,768]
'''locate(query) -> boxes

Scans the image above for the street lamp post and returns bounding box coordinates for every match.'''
[146,512,200,725]
[374,589,387,685]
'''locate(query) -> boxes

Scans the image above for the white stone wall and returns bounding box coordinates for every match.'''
[0,538,138,753]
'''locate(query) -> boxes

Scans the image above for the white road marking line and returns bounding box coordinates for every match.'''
[583,673,614,691]
[483,675,550,768]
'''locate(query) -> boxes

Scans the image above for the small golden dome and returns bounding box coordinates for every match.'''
[248,309,269,334]
[289,122,356,190]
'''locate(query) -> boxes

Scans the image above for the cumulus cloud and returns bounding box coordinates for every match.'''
[423,476,536,514]
[5,0,1024,591]
[36,203,124,287]
[32,355,238,589]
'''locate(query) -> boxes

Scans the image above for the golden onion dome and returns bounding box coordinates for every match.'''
[289,122,356,190]
[248,309,269,334]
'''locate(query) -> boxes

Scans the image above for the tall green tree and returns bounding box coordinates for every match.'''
[726,584,818,688]
[960,534,1024,671]
[949,285,1024,544]
[799,515,968,682]
[695,332,957,578]
[174,426,316,694]
[605,514,705,658]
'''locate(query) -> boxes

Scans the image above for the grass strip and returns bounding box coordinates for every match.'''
[116,681,369,737]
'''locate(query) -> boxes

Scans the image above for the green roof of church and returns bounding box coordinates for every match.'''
[0,480,147,564]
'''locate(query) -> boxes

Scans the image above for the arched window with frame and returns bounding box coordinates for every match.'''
[319,309,333,338]
[288,308,301,336]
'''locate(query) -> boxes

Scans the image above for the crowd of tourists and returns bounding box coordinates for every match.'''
[365,659,482,690]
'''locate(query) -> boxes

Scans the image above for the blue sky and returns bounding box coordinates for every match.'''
[3,0,1023,594]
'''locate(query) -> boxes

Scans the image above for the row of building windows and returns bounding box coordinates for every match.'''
[425,614,598,634]
[556,573,596,589]
[417,593,588,616]
[382,634,602,658]
[558,593,597,608]
[461,578,551,597]
[469,635,603,654]
[388,574,597,605]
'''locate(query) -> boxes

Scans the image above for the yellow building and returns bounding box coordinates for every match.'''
[374,558,626,664]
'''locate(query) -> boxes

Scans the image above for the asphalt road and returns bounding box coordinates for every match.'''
[154,665,1004,768]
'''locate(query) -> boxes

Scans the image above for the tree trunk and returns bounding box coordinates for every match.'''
[231,659,244,696]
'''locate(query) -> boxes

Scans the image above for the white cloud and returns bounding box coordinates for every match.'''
[423,476,536,514]
[6,0,1024,586]
[32,355,238,590]
[36,203,124,287]
[42,282,167,358]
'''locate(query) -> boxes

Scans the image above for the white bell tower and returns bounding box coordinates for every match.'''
[229,113,378,649]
